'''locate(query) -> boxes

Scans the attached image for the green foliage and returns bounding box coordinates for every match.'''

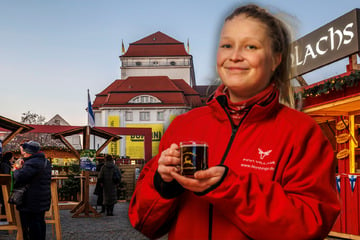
[58,164,81,201]
[299,70,360,99]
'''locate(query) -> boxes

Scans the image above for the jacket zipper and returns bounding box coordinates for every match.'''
[208,100,251,240]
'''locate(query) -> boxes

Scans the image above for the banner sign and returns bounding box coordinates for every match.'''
[80,149,97,171]
[126,123,163,159]
[290,9,360,77]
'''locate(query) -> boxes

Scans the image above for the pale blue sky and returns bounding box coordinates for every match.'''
[1,0,359,125]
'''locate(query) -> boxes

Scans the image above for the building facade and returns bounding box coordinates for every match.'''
[92,32,203,158]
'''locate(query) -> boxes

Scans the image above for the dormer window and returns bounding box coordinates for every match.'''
[128,95,162,104]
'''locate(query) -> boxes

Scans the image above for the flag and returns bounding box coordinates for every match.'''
[336,175,341,193]
[349,174,357,192]
[88,89,95,128]
[122,40,125,54]
[187,38,190,53]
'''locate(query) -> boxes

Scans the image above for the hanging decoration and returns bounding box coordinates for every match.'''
[298,70,360,99]
[336,175,341,193]
[349,175,358,192]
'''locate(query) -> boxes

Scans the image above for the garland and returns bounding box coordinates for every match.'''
[299,70,360,99]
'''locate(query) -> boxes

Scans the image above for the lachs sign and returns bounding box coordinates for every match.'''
[291,8,360,78]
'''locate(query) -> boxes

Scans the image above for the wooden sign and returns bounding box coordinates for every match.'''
[336,149,349,159]
[336,133,350,144]
[336,120,349,130]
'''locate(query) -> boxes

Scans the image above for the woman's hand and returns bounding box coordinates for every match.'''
[157,143,181,182]
[170,166,225,193]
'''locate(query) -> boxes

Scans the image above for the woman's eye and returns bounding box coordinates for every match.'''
[246,45,257,50]
[220,44,231,49]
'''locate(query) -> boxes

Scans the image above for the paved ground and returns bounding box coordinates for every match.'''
[0,202,348,240]
[0,202,167,240]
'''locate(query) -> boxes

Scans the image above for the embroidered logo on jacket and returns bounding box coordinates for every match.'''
[258,148,272,160]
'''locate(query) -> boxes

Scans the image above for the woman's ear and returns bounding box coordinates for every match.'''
[272,53,282,72]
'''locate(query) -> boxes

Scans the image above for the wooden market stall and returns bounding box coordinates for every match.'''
[290,8,360,238]
[301,68,360,238]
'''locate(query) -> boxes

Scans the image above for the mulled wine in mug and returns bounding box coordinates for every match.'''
[180,141,208,177]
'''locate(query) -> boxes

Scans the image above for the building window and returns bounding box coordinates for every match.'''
[140,112,150,121]
[153,61,158,65]
[170,61,176,66]
[136,61,142,66]
[157,112,164,121]
[125,111,133,121]
[129,95,162,104]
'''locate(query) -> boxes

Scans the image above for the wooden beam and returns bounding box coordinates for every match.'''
[83,126,90,150]
[295,76,308,86]
[2,127,23,146]
[96,137,114,156]
[58,135,80,160]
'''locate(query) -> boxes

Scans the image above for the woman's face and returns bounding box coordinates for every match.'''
[217,14,281,102]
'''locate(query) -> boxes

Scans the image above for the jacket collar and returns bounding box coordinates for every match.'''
[207,84,281,123]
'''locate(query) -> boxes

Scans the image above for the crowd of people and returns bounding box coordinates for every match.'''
[0,140,122,240]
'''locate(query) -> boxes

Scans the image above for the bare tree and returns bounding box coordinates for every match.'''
[21,111,46,124]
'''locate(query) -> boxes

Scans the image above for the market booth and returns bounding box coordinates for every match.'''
[292,8,360,238]
[302,69,360,237]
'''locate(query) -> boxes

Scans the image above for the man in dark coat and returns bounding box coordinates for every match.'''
[13,141,52,240]
[98,155,121,216]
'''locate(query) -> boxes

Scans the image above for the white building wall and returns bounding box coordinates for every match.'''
[94,107,189,157]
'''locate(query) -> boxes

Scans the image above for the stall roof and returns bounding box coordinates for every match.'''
[302,71,360,123]
[0,115,33,134]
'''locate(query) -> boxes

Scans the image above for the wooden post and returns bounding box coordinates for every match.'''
[0,174,23,240]
[71,171,100,218]
[45,178,62,240]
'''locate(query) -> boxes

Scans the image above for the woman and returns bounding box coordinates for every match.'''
[98,155,120,216]
[129,4,340,240]
[13,141,51,240]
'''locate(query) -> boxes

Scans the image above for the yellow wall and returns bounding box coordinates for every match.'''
[126,123,163,159]
[108,116,120,155]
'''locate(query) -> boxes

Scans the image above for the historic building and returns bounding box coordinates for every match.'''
[92,31,203,158]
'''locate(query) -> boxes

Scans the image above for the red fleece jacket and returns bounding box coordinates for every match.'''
[128,86,340,240]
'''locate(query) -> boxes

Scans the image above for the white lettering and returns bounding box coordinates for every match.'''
[302,44,317,65]
[329,27,343,50]
[343,22,354,45]
[291,21,356,70]
[316,36,328,55]
[294,45,303,66]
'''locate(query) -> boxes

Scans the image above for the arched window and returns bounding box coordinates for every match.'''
[128,95,162,104]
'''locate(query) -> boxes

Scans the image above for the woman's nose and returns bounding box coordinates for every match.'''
[230,48,244,61]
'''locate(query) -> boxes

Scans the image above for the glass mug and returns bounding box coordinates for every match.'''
[180,141,208,177]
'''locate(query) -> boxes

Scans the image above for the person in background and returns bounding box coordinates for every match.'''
[98,155,121,216]
[0,151,13,219]
[12,141,51,240]
[94,157,105,213]
[128,4,340,240]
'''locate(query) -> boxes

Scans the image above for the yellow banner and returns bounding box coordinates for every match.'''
[108,116,120,155]
[126,123,163,159]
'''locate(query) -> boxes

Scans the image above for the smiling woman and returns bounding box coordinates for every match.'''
[128,3,340,240]
[216,14,281,102]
